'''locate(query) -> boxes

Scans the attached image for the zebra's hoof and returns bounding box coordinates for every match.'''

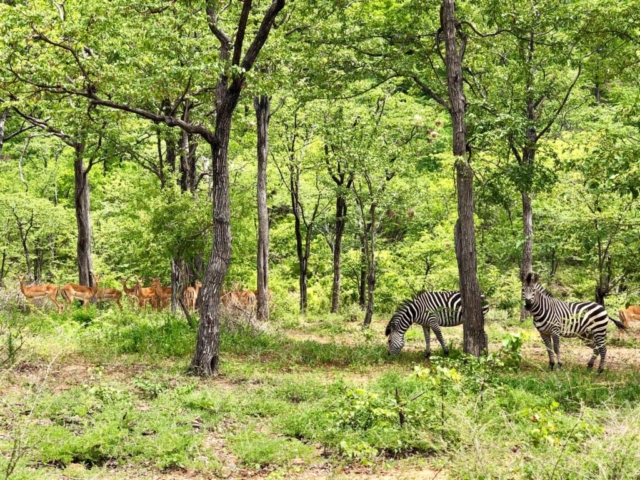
[557,363,563,370]
[597,369,604,375]
[587,363,594,370]
[549,363,555,371]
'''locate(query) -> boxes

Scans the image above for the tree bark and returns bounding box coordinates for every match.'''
[362,205,376,327]
[254,95,270,321]
[73,144,93,286]
[331,194,347,313]
[190,85,239,375]
[442,0,485,356]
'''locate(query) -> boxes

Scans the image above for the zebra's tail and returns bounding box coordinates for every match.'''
[609,315,627,330]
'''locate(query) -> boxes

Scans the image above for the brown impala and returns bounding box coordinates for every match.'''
[184,280,202,312]
[18,275,64,314]
[60,273,100,311]
[151,278,172,310]
[121,278,137,308]
[96,285,123,310]
[133,279,157,309]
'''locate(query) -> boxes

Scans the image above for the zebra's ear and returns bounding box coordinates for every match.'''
[525,273,533,284]
[533,273,539,283]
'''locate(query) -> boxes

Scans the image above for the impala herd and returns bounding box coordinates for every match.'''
[17,274,266,316]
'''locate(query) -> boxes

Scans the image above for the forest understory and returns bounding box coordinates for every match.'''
[1,303,640,480]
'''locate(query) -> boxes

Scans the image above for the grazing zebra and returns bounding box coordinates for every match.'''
[385,291,490,357]
[522,273,626,373]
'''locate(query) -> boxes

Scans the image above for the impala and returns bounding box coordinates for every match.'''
[121,278,137,308]
[60,273,100,311]
[133,279,157,309]
[151,278,172,310]
[184,280,202,312]
[18,275,64,314]
[96,286,123,310]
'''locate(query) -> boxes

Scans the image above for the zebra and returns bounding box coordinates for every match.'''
[385,291,490,357]
[522,273,626,373]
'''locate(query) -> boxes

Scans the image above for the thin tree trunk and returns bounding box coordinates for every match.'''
[254,95,270,321]
[363,205,376,326]
[442,0,485,357]
[331,195,347,313]
[74,144,93,286]
[0,108,7,157]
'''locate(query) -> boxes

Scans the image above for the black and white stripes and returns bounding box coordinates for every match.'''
[385,291,490,357]
[522,273,626,373]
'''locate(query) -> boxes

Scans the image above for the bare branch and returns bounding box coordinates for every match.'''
[232,0,253,66]
[536,63,582,141]
[240,0,286,72]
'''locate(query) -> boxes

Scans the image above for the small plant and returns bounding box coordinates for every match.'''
[499,331,525,368]
[133,377,167,399]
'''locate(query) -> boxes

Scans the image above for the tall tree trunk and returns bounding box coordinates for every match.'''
[290,166,308,313]
[74,144,93,286]
[190,85,239,376]
[331,195,347,313]
[519,127,536,319]
[254,95,270,321]
[0,108,7,158]
[363,205,376,327]
[442,0,485,356]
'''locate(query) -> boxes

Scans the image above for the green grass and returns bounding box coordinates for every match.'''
[1,307,640,479]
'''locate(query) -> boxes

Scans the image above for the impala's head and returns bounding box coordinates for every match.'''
[195,280,202,289]
[522,273,540,311]
[385,318,405,355]
[18,275,25,283]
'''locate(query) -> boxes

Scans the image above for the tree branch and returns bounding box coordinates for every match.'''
[240,0,286,72]
[232,0,253,66]
[536,63,582,141]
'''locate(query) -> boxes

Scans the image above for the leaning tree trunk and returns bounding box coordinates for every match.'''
[190,90,237,376]
[442,0,485,357]
[254,95,270,321]
[331,195,347,313]
[74,144,93,286]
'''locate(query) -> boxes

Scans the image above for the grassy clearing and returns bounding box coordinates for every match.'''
[1,305,640,479]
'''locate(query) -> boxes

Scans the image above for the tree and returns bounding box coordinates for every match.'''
[441,0,485,356]
[254,95,270,321]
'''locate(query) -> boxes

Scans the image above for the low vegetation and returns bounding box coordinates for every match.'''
[1,303,639,479]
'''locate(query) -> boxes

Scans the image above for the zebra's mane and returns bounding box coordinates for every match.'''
[535,283,554,298]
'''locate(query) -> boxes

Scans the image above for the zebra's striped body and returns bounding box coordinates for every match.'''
[522,273,626,373]
[385,291,490,357]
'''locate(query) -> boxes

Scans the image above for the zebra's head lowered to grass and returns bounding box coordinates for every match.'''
[385,291,490,357]
[385,317,405,355]
[522,273,541,311]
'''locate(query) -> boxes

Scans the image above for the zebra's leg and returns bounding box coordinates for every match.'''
[596,338,607,374]
[540,333,555,370]
[430,322,449,357]
[587,339,599,370]
[551,333,562,370]
[483,332,489,353]
[422,325,431,359]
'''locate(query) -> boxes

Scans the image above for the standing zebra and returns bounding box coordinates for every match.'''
[522,273,626,373]
[385,291,490,357]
